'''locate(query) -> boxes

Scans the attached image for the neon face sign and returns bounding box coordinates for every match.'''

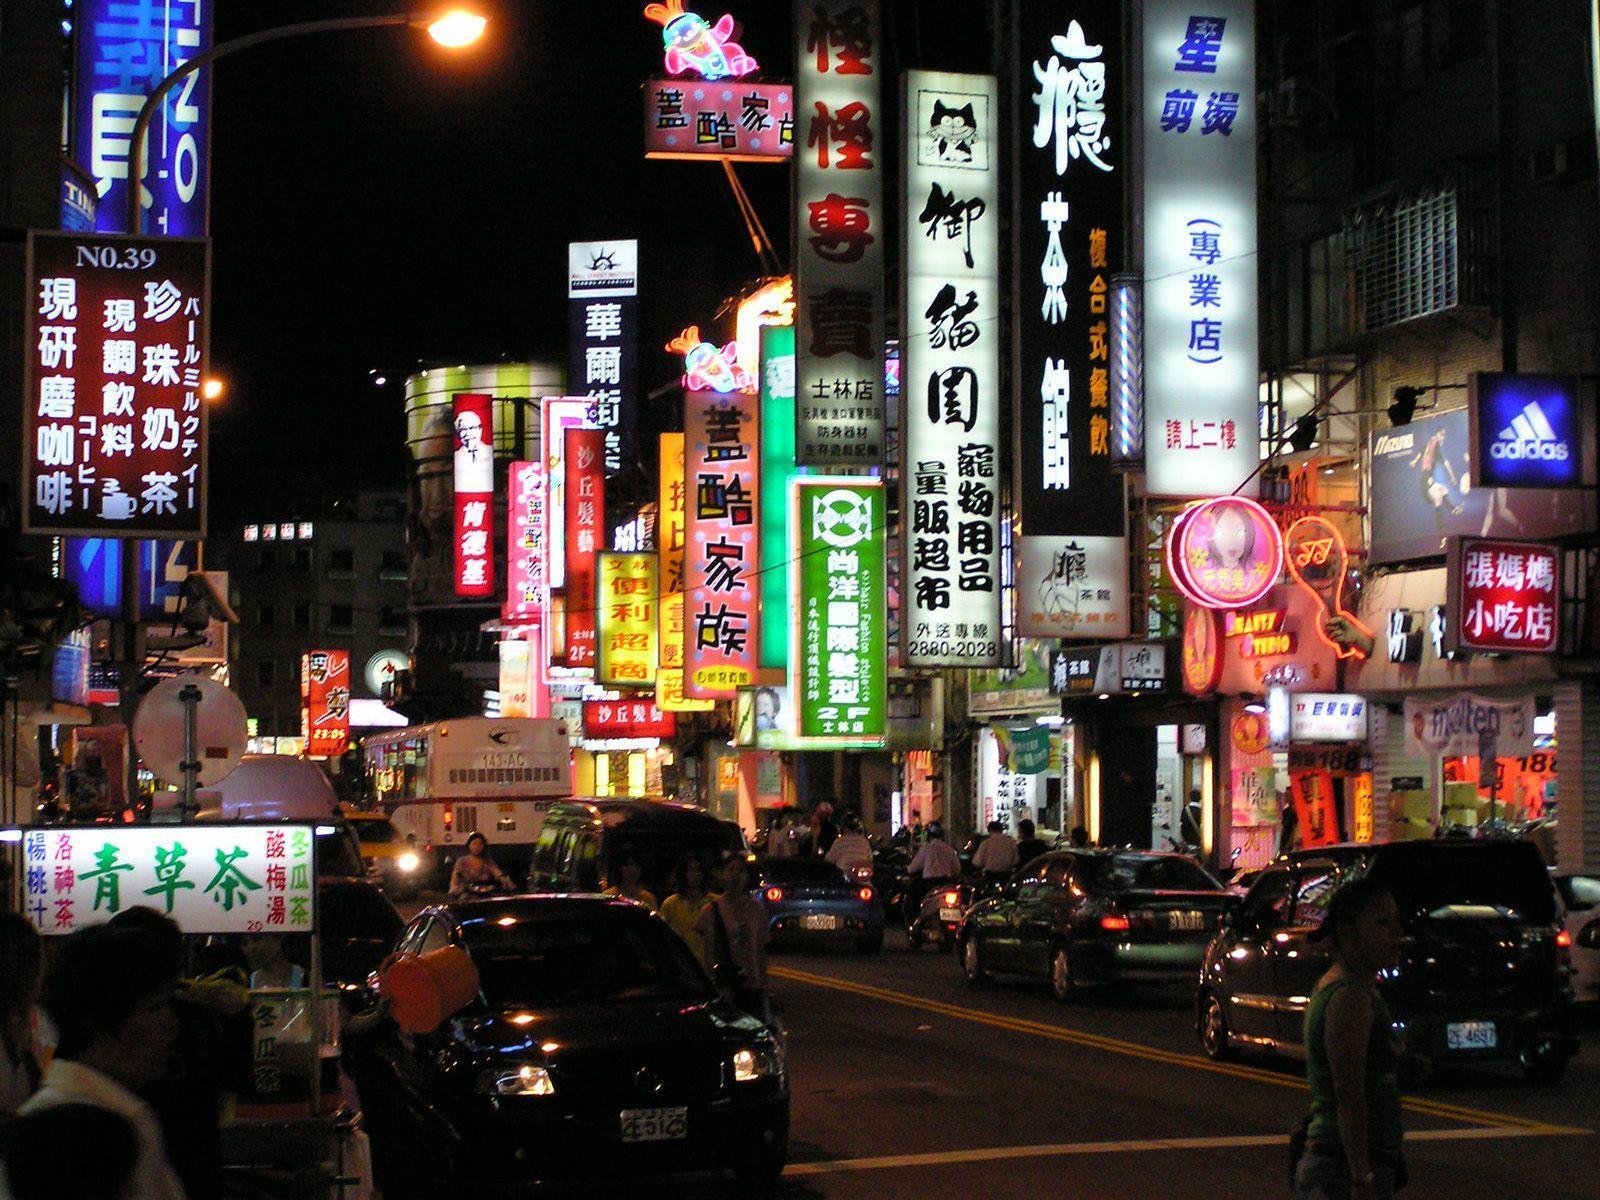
[667,325,753,393]
[1167,496,1284,609]
[644,1,758,80]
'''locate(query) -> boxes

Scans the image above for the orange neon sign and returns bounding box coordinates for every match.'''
[1283,516,1373,661]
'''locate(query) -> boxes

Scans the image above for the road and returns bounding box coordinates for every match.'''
[526,934,1597,1200]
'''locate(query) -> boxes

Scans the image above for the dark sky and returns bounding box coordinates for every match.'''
[207,0,993,523]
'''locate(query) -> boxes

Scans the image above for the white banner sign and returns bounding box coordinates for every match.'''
[1403,692,1535,758]
[1142,1,1259,496]
[1290,693,1369,743]
[1015,534,1129,638]
[21,824,317,935]
[902,70,1002,667]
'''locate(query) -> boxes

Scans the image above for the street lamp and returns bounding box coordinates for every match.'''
[125,6,488,234]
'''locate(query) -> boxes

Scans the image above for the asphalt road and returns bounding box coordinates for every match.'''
[524,932,1598,1200]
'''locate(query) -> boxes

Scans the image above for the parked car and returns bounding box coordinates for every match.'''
[365,895,789,1185]
[1556,873,1600,1005]
[959,849,1231,999]
[530,800,746,901]
[1198,840,1578,1082]
[344,810,433,896]
[754,856,884,953]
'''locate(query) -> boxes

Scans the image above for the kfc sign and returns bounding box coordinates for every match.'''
[452,393,494,598]
[583,700,676,741]
[1447,538,1560,654]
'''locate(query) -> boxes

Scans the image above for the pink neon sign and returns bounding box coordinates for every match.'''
[643,1,758,80]
[1167,496,1284,610]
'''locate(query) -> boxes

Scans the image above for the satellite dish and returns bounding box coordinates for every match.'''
[133,676,249,788]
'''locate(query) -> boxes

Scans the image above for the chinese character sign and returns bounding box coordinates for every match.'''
[645,78,794,161]
[1447,538,1561,654]
[793,479,886,742]
[1168,497,1283,609]
[1016,534,1128,638]
[504,460,547,623]
[541,396,591,586]
[1143,1,1259,496]
[301,650,351,758]
[760,324,798,668]
[597,552,659,687]
[901,72,1001,668]
[794,0,885,466]
[584,700,677,740]
[563,427,606,669]
[71,1,212,236]
[684,390,759,697]
[452,393,494,597]
[658,432,688,669]
[23,232,209,537]
[568,241,638,477]
[1016,7,1124,543]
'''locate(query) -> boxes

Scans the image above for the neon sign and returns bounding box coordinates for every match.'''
[1284,516,1373,661]
[1222,607,1296,658]
[666,325,753,393]
[643,1,758,80]
[734,277,794,383]
[1167,496,1283,609]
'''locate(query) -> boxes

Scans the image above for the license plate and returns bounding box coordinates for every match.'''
[620,1106,688,1142]
[1446,1021,1497,1051]
[1168,910,1205,931]
[801,914,839,931]
[939,907,962,922]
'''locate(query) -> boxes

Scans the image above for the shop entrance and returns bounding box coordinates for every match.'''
[1098,724,1155,848]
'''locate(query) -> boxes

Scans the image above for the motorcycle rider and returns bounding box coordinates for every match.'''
[1015,818,1051,868]
[824,814,874,874]
[971,819,1020,882]
[448,832,514,899]
[905,822,961,914]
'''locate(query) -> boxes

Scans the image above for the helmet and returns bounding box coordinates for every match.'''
[465,830,488,849]
[926,821,945,839]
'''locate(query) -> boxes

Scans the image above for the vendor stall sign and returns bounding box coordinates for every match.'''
[1403,691,1535,758]
[1446,537,1560,654]
[1289,693,1368,743]
[1167,497,1284,609]
[1284,516,1373,661]
[1468,372,1594,489]
[21,824,315,935]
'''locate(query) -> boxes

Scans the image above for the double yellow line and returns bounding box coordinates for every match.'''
[770,965,1585,1136]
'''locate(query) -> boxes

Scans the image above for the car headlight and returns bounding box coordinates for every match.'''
[397,851,421,873]
[732,1043,783,1083]
[479,1063,555,1096]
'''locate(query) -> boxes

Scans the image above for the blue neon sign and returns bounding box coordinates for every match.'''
[1470,373,1591,489]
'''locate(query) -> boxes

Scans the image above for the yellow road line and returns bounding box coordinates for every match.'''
[782,1126,1574,1178]
[770,965,1586,1136]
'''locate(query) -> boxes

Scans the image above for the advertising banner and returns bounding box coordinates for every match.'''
[760,324,798,668]
[658,432,687,685]
[1014,6,1125,542]
[1288,769,1341,848]
[24,231,209,536]
[300,650,350,759]
[450,393,494,597]
[504,460,547,623]
[794,0,885,466]
[902,70,1002,668]
[562,427,605,668]
[1015,535,1129,638]
[584,699,676,741]
[1368,408,1592,563]
[498,638,533,719]
[1142,1,1260,496]
[71,0,212,236]
[684,390,759,697]
[1167,496,1284,609]
[596,552,659,687]
[1403,692,1536,758]
[645,78,794,161]
[568,241,637,477]
[793,478,887,742]
[1468,372,1595,489]
[22,824,316,935]
[1446,537,1561,654]
[1289,693,1369,743]
[65,537,194,618]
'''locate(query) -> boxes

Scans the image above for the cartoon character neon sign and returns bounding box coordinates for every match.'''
[667,325,753,394]
[643,0,759,81]
[1283,516,1375,661]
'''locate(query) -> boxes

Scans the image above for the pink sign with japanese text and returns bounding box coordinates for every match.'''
[684,389,759,697]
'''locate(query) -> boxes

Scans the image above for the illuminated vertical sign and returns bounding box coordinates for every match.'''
[597,552,659,687]
[684,389,759,697]
[901,71,1001,668]
[760,323,798,668]
[655,432,696,710]
[794,0,885,466]
[301,649,350,759]
[563,427,605,668]
[498,637,533,718]
[541,396,591,586]
[504,460,546,623]
[71,1,212,236]
[568,241,638,478]
[451,393,494,597]
[793,477,886,741]
[1143,1,1259,496]
[23,232,210,537]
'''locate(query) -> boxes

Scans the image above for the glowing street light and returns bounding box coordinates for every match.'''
[425,9,489,47]
[201,377,227,403]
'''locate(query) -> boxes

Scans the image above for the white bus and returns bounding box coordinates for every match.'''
[361,716,572,880]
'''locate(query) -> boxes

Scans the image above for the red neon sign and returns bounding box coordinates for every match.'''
[1283,516,1373,661]
[563,427,605,668]
[452,393,494,598]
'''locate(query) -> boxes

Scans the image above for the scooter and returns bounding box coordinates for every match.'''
[906,880,972,952]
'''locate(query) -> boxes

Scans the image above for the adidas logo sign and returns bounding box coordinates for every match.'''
[1491,400,1568,461]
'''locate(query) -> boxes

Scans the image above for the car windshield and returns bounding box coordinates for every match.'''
[1080,854,1221,893]
[317,828,366,879]
[351,820,397,846]
[759,858,849,886]
[462,913,714,1007]
[1366,843,1557,924]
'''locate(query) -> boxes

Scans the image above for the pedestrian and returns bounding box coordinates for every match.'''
[695,854,772,1025]
[1015,818,1050,867]
[0,912,43,1116]
[971,819,1020,880]
[824,813,873,873]
[26,923,186,1200]
[765,809,799,858]
[603,848,659,910]
[1068,825,1091,849]
[812,802,840,856]
[243,935,306,990]
[1180,788,1205,848]
[660,855,714,964]
[0,1102,139,1200]
[1292,878,1406,1200]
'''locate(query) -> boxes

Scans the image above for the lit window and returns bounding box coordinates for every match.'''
[299,521,315,539]
[243,524,259,542]
[279,522,296,540]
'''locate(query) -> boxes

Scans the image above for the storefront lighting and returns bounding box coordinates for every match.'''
[1109,274,1144,466]
[1035,714,1065,727]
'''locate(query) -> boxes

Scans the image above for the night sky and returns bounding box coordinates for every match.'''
[207,0,992,524]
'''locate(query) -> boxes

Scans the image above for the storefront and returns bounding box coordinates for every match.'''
[969,642,1067,836]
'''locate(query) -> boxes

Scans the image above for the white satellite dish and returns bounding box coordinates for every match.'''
[133,676,250,789]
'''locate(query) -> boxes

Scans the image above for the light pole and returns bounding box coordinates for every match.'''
[124,7,487,234]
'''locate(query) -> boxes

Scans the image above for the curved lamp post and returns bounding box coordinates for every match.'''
[126,7,487,234]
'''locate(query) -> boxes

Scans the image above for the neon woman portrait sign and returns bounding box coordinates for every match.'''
[644,0,759,80]
[1167,496,1285,610]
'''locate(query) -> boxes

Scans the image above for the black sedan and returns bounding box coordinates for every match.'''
[958,850,1231,1000]
[361,895,789,1188]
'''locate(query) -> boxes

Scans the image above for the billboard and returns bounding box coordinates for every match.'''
[759,324,798,668]
[300,650,351,759]
[1468,372,1595,489]
[567,241,638,477]
[584,699,676,741]
[684,390,759,697]
[1016,535,1128,638]
[71,0,212,236]
[793,478,886,742]
[1142,2,1260,496]
[596,552,659,687]
[24,231,209,537]
[794,0,885,466]
[901,71,1002,668]
[1446,537,1560,655]
[562,427,605,669]
[644,78,794,161]
[1368,408,1593,563]
[451,393,494,598]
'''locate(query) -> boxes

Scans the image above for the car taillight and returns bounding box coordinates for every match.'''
[1100,915,1131,932]
[942,890,960,906]
[1555,928,1573,949]
[764,886,784,902]
[857,887,875,902]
